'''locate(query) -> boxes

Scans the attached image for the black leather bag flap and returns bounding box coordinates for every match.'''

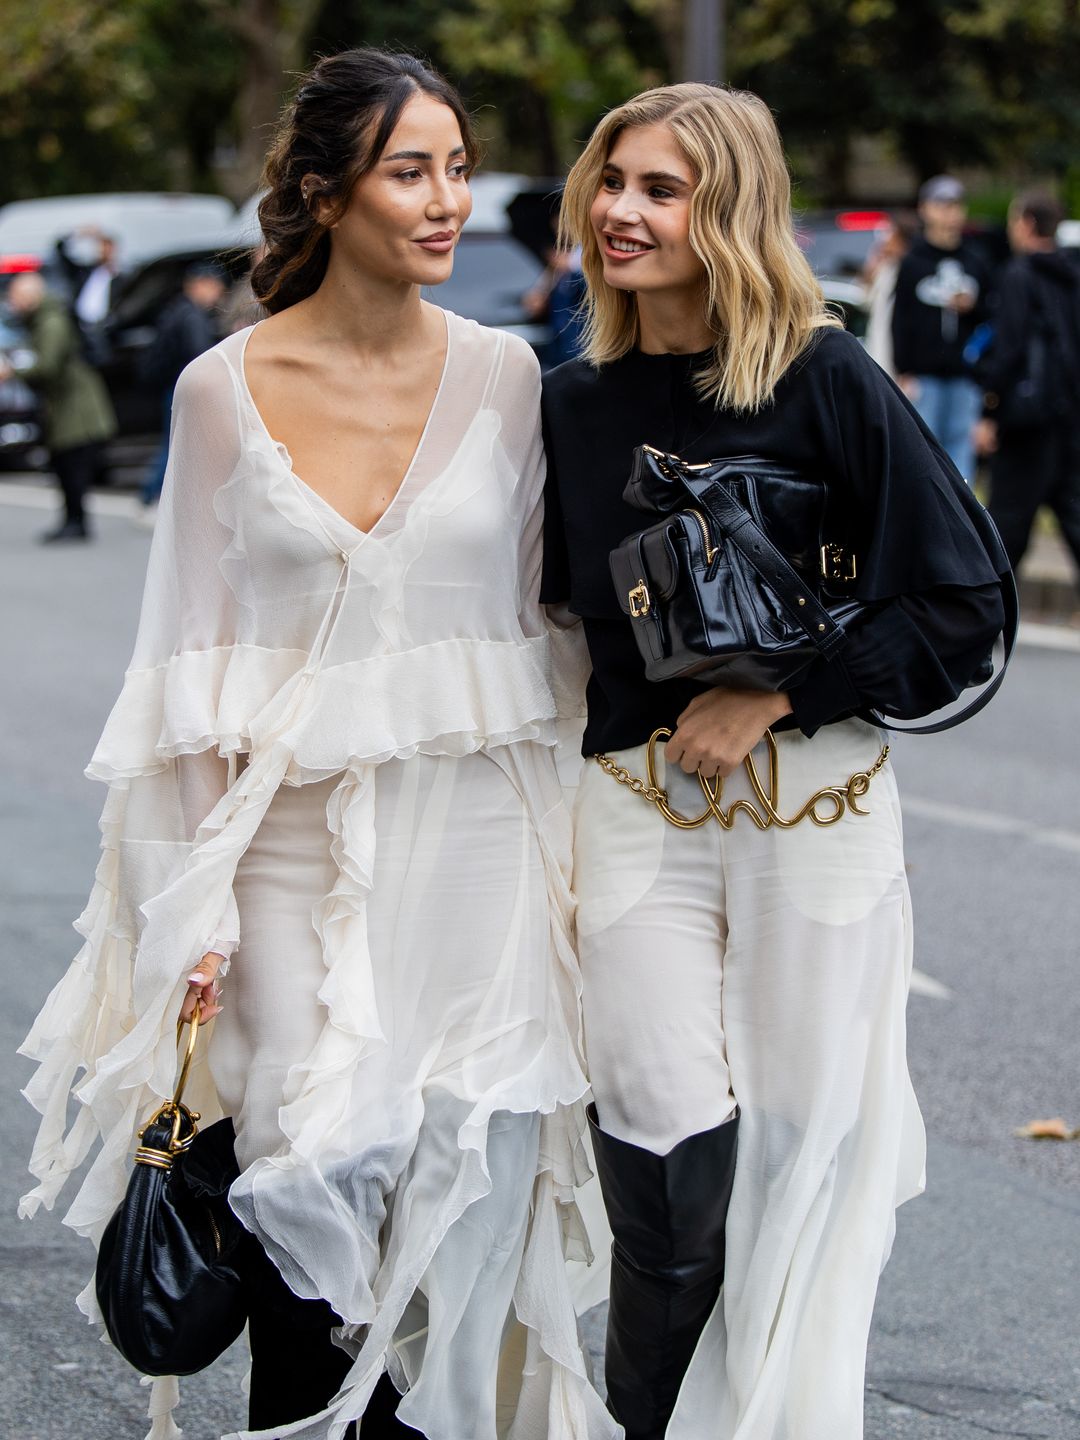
[610,521,680,614]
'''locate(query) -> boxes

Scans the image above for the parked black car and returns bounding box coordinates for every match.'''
[101,246,250,437]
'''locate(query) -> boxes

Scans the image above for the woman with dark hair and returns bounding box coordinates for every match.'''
[21,49,614,1440]
[542,84,1011,1439]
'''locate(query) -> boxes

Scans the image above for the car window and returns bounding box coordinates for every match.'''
[795,225,879,279]
[423,233,544,328]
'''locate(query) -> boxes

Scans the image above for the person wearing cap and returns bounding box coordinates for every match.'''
[138,261,227,516]
[891,175,994,484]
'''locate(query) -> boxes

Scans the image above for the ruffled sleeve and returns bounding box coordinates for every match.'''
[19,348,250,1227]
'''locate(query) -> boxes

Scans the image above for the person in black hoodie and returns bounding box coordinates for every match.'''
[975,191,1080,589]
[891,175,993,484]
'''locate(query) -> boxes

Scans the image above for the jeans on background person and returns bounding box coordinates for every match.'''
[141,386,175,508]
[909,374,982,484]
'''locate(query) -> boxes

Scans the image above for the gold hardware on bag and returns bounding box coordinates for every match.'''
[133,1001,205,1170]
[687,509,718,564]
[594,728,890,831]
[820,543,856,584]
[641,443,714,474]
[628,581,651,618]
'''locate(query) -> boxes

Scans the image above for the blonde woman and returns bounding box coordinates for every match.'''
[541,86,1011,1439]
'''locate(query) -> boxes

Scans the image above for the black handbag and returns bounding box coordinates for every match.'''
[609,443,1016,733]
[610,444,859,692]
[95,1004,253,1376]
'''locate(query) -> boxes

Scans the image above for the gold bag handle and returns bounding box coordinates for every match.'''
[172,999,202,1113]
[134,1001,204,1168]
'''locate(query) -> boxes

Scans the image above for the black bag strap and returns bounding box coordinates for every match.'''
[692,478,848,661]
[863,568,1018,734]
[677,459,1018,736]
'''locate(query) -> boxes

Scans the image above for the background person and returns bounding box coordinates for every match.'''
[892,174,993,482]
[0,271,116,542]
[862,209,918,378]
[975,191,1080,591]
[54,226,122,364]
[138,261,227,516]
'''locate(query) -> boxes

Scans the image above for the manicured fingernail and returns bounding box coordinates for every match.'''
[188,972,207,984]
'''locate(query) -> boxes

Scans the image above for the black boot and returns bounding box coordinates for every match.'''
[244,1235,418,1438]
[40,518,90,543]
[588,1104,739,1440]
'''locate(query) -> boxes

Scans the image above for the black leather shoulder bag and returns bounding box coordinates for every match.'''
[609,443,1016,733]
[95,1003,254,1376]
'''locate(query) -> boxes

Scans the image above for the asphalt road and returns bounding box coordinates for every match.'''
[2,485,1078,1439]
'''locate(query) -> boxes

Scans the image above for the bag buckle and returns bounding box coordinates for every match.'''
[820,543,856,584]
[628,581,651,618]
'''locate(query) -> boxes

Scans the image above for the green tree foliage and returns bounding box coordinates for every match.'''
[2,0,1079,206]
[729,0,1080,201]
[433,0,667,173]
[309,0,668,173]
[0,0,241,203]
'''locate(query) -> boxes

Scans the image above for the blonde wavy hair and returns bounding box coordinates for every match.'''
[560,83,841,412]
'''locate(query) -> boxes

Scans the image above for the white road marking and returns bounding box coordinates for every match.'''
[0,478,137,518]
[909,968,953,1000]
[903,795,1080,855]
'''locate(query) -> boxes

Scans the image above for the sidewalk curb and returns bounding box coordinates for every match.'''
[2,478,1077,644]
[1017,620,1080,652]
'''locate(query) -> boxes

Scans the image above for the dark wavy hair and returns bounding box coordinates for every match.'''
[251,49,479,313]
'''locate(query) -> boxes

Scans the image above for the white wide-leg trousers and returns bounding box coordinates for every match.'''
[573,718,926,1440]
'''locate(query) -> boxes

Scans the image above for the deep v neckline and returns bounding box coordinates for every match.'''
[239,309,453,542]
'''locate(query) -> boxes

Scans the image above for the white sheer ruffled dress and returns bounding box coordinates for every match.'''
[19,311,615,1440]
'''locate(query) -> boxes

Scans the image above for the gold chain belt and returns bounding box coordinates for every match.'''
[593,727,890,831]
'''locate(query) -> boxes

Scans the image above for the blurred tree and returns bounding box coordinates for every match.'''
[0,1,165,203]
[0,0,318,205]
[2,0,1079,208]
[728,0,1080,202]
[434,0,667,171]
[201,0,325,197]
[728,0,880,203]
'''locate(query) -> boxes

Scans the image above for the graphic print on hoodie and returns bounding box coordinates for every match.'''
[891,237,994,378]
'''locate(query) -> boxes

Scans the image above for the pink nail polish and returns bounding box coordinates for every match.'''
[188,972,207,984]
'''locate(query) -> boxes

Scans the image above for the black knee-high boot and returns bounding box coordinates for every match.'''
[588,1105,739,1440]
[244,1237,420,1437]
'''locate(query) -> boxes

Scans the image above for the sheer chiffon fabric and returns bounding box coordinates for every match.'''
[19,312,612,1440]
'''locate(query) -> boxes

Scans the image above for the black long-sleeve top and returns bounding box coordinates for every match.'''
[540,327,1010,756]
